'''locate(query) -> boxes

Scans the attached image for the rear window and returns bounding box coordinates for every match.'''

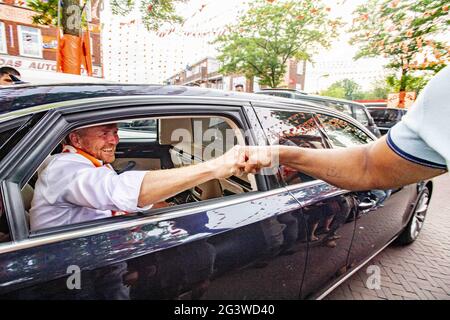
[265,92,292,98]
[352,105,369,126]
[369,109,403,122]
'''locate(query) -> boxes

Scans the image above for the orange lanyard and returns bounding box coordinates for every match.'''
[63,146,113,170]
[63,145,125,216]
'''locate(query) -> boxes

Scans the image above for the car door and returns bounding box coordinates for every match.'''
[0,97,307,300]
[314,112,418,273]
[252,104,358,299]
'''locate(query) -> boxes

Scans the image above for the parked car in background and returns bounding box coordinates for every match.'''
[367,107,407,135]
[255,89,381,137]
[0,84,431,300]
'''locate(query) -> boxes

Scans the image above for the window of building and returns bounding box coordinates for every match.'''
[18,25,43,58]
[0,22,6,54]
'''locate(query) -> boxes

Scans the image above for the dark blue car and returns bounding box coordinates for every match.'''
[0,84,432,299]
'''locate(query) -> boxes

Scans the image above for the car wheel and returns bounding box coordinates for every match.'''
[396,188,430,245]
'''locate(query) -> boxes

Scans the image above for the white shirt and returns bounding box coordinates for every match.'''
[30,150,149,231]
[388,66,449,170]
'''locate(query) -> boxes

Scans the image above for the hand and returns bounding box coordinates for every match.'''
[209,145,247,179]
[242,146,278,174]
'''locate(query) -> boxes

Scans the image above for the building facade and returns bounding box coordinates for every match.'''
[0,0,103,77]
[166,57,306,93]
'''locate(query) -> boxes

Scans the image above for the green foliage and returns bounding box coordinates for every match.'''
[111,0,187,31]
[385,73,431,93]
[138,0,185,31]
[214,0,342,88]
[350,0,449,91]
[27,0,59,26]
[320,79,364,100]
[27,0,186,31]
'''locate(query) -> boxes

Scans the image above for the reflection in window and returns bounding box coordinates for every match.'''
[317,114,372,148]
[352,106,369,126]
[324,101,353,117]
[255,108,327,185]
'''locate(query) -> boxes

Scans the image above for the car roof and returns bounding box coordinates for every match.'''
[0,83,371,132]
[0,83,279,117]
[256,90,367,108]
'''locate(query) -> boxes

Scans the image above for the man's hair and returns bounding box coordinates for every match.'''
[235,84,244,88]
[0,67,21,77]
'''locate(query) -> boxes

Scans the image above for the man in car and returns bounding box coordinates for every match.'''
[244,65,449,190]
[0,67,22,85]
[29,124,250,231]
[235,84,244,92]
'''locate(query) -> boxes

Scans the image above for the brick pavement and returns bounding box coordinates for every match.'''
[326,174,450,300]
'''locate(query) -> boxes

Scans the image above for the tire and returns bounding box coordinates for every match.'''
[395,188,430,245]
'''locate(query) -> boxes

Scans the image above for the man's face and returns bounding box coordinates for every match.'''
[235,86,243,92]
[0,74,13,85]
[71,124,119,163]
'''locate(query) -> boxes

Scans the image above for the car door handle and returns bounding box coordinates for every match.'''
[358,199,377,211]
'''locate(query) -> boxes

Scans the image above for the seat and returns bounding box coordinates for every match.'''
[21,183,34,228]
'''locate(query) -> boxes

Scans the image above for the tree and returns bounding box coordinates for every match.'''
[214,0,342,88]
[27,0,186,31]
[111,0,187,31]
[320,79,364,100]
[350,0,450,92]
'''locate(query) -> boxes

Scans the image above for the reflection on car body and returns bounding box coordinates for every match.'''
[0,84,432,299]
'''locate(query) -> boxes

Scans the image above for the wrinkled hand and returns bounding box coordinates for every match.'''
[210,145,247,179]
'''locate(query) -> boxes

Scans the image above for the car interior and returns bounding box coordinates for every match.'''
[20,115,258,232]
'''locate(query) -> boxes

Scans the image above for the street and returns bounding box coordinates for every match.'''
[327,174,450,300]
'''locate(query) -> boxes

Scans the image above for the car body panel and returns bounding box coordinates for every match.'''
[0,84,431,299]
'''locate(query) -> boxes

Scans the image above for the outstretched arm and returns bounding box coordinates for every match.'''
[138,145,247,207]
[249,136,445,191]
[278,136,445,190]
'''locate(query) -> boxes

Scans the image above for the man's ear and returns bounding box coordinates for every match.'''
[68,132,82,148]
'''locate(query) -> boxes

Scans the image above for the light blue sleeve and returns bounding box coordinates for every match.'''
[387,120,447,170]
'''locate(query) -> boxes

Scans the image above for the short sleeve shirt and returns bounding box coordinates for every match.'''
[387,66,450,170]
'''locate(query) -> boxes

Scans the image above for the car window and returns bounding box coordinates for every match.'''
[316,113,373,148]
[23,114,257,234]
[368,109,403,123]
[352,105,369,126]
[118,119,157,141]
[265,92,292,99]
[255,107,327,185]
[323,101,353,117]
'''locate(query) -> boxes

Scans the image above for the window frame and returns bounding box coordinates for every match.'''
[0,98,272,242]
[0,21,7,54]
[250,101,376,190]
[17,25,43,58]
[251,104,333,188]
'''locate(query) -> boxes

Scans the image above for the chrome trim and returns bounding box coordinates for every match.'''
[315,236,398,300]
[0,186,289,255]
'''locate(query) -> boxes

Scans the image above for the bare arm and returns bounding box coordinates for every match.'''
[273,136,445,190]
[137,146,246,207]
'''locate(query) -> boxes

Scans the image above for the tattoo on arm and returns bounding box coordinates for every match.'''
[326,166,344,179]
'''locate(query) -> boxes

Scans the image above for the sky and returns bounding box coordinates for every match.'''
[101,0,388,91]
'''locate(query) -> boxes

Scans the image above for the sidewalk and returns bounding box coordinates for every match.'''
[326,174,450,300]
